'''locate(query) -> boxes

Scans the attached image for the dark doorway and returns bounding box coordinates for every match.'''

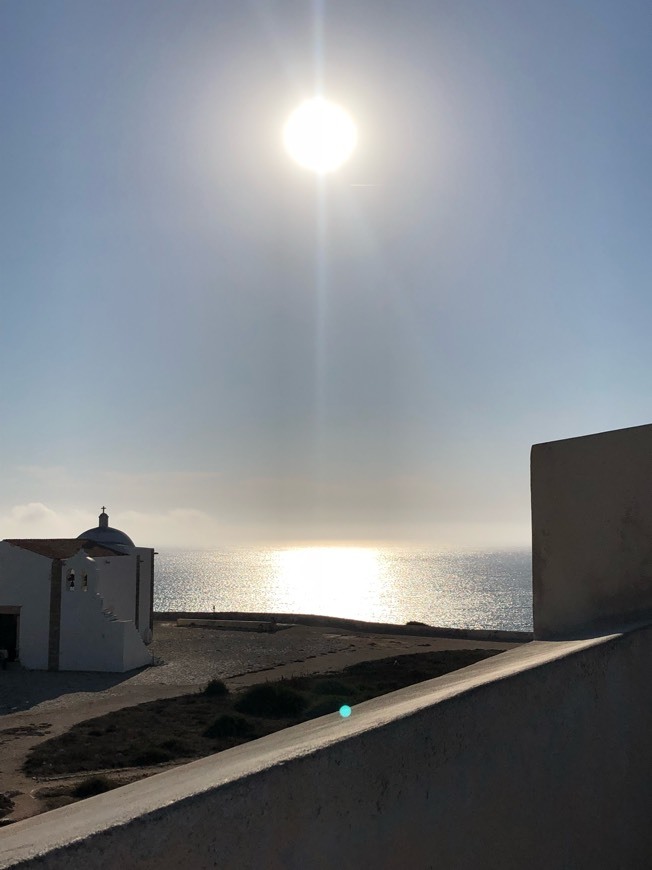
[0,613,18,661]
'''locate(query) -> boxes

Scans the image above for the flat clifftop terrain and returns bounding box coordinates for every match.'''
[0,618,522,823]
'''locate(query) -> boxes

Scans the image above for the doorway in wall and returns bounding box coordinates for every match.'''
[0,612,19,661]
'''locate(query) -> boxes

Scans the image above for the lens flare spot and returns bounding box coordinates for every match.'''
[339,704,352,718]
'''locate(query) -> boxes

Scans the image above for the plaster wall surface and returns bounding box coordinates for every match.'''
[532,423,652,638]
[0,546,151,672]
[0,543,51,669]
[96,551,152,643]
[59,595,121,672]
[134,548,153,641]
[119,618,153,671]
[58,553,151,672]
[95,554,136,623]
[4,624,652,870]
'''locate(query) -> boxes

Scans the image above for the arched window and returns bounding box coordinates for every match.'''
[82,574,88,591]
[66,570,75,590]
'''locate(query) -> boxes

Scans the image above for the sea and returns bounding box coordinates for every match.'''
[155,547,533,632]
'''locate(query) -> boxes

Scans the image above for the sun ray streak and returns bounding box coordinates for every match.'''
[313,177,329,507]
[312,0,328,514]
[313,0,325,97]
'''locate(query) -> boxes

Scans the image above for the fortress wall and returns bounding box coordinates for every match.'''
[532,422,652,638]
[4,623,652,870]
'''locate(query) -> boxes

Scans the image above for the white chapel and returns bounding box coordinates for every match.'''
[0,508,154,672]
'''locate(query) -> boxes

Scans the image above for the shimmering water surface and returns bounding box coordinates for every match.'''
[155,547,533,631]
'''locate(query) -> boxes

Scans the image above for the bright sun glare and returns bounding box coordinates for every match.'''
[283,98,357,174]
[272,547,381,616]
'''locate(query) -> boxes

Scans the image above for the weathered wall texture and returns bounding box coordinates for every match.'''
[3,624,652,870]
[532,423,652,639]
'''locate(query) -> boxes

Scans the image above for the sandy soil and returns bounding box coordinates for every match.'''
[0,619,519,824]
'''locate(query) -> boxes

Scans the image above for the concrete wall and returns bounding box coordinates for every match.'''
[532,423,652,638]
[4,623,652,869]
[0,543,51,669]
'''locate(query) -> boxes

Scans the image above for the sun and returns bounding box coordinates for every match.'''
[283,98,357,174]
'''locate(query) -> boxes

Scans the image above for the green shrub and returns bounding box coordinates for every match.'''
[234,684,307,718]
[203,679,229,697]
[313,679,352,696]
[72,776,115,798]
[131,748,173,766]
[203,714,250,739]
[160,738,191,754]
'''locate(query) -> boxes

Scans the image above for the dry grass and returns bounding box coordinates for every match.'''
[24,649,501,782]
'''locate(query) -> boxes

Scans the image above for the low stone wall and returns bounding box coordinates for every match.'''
[154,611,533,644]
[3,621,652,869]
[176,618,293,632]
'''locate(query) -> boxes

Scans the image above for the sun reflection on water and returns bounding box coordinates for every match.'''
[269,547,383,618]
[155,547,533,630]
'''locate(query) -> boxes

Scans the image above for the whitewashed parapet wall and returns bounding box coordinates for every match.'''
[532,422,652,639]
[3,627,652,869]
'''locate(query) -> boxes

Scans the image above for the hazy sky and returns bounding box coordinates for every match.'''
[2,1,652,549]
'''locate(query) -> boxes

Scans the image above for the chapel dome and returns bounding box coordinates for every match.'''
[77,508,135,549]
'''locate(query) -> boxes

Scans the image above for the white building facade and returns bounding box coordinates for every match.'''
[0,509,154,672]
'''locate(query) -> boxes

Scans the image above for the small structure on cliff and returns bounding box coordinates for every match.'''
[0,508,154,672]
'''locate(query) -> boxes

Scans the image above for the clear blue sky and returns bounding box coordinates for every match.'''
[2,0,652,548]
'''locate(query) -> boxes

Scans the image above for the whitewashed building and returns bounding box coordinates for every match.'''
[0,509,154,672]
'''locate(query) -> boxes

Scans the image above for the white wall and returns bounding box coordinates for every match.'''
[135,547,153,643]
[95,554,137,623]
[95,550,153,644]
[0,542,51,669]
[3,625,652,869]
[120,617,153,671]
[59,553,152,672]
[0,545,151,672]
[532,423,652,638]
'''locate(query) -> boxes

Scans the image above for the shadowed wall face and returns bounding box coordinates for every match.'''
[531,423,652,639]
[3,627,652,870]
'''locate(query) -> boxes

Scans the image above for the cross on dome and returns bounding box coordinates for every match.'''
[77,507,135,548]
